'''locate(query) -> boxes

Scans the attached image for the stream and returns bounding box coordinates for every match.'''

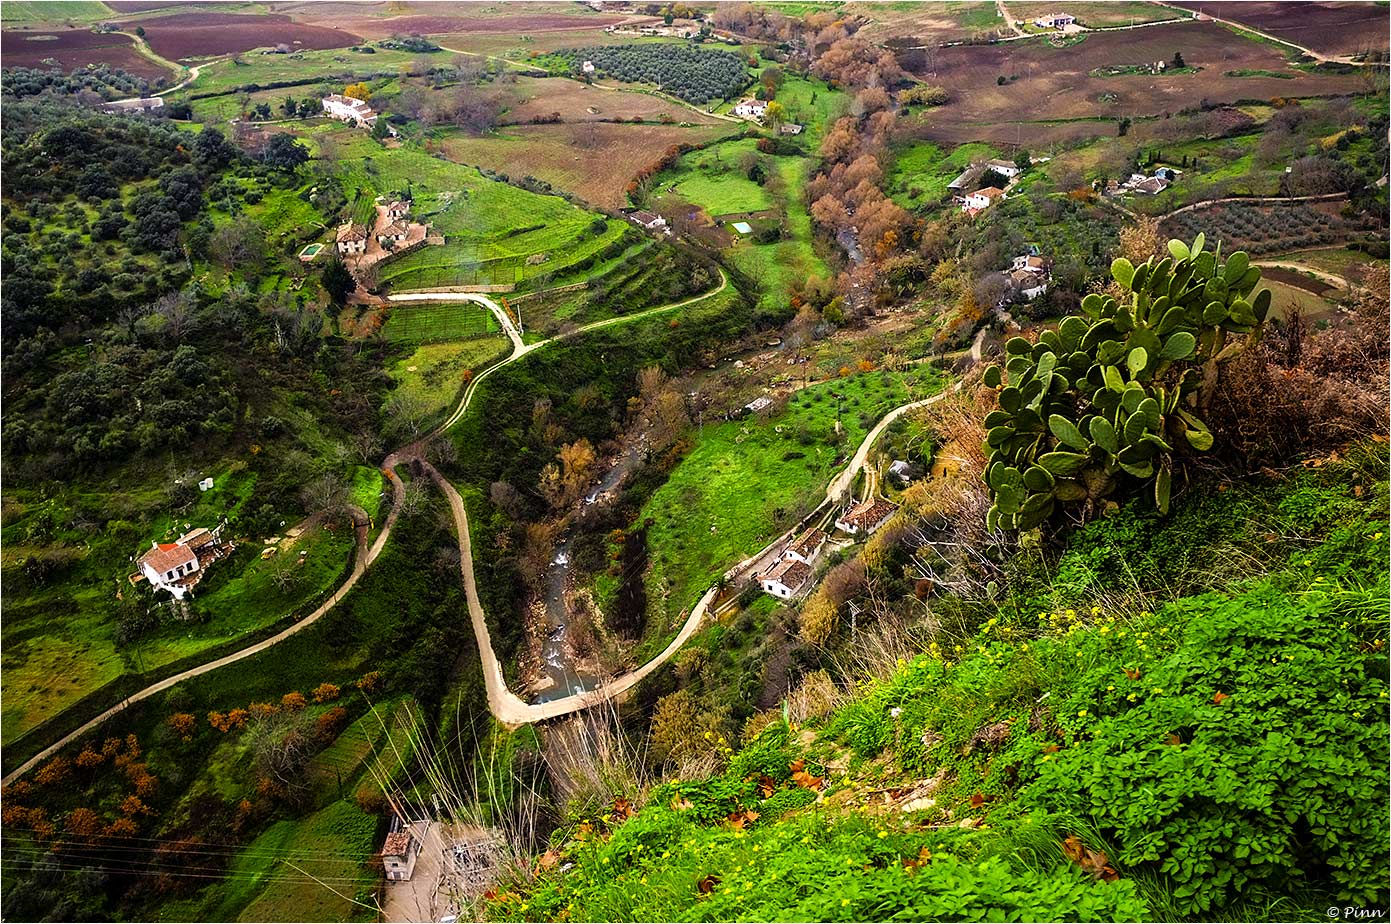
[530,440,647,703]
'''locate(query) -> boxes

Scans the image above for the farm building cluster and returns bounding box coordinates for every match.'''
[947,158,1024,215]
[321,93,377,128]
[758,528,828,599]
[1105,166,1183,196]
[1006,252,1051,301]
[131,523,234,601]
[757,495,902,599]
[334,198,433,277]
[730,97,803,134]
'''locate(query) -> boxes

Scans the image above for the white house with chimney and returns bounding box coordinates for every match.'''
[134,525,228,600]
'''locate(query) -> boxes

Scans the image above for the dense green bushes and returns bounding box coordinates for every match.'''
[1026,581,1387,914]
[1,64,154,100]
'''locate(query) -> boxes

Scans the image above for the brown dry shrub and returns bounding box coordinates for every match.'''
[912,381,992,542]
[822,559,866,607]
[798,591,838,645]
[1210,289,1389,467]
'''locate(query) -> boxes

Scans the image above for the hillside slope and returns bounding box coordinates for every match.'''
[483,443,1389,922]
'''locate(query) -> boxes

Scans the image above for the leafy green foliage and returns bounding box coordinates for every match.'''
[486,759,1146,923]
[983,233,1270,529]
[1024,581,1388,915]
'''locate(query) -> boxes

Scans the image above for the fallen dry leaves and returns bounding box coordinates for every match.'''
[789,759,824,791]
[727,808,761,829]
[1062,835,1119,881]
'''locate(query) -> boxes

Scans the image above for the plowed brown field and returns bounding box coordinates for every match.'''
[0,28,174,80]
[131,11,359,61]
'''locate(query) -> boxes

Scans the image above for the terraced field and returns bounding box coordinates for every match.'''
[381,303,500,342]
[324,134,631,291]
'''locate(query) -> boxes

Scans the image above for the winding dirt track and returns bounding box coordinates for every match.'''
[3,276,726,782]
[5,268,955,780]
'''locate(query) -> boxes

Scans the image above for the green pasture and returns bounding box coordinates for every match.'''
[382,301,499,342]
[388,336,512,423]
[179,45,439,98]
[656,138,777,216]
[219,800,379,923]
[319,135,622,290]
[0,1,111,21]
[630,367,947,642]
[727,156,829,307]
[888,140,1001,210]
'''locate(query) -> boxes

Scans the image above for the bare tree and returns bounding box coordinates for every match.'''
[300,471,347,513]
[247,708,317,808]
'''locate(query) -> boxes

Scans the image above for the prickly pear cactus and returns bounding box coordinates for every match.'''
[982,233,1268,532]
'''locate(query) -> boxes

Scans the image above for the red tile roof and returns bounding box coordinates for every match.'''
[381,831,413,857]
[787,528,826,560]
[761,557,811,590]
[138,542,196,574]
[839,498,899,532]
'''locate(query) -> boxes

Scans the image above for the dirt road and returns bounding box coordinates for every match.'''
[7,268,956,776]
[2,503,389,786]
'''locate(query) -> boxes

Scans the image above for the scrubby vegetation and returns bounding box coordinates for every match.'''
[482,438,1390,924]
[1,64,154,100]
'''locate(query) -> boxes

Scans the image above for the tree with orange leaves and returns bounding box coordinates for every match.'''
[66,807,104,840]
[34,756,70,788]
[311,682,341,704]
[120,794,151,816]
[167,713,196,742]
[281,691,308,711]
[105,817,138,838]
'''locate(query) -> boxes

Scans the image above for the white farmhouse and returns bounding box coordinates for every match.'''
[135,526,226,600]
[759,557,811,599]
[321,93,377,128]
[582,60,596,74]
[782,528,827,565]
[984,159,1022,179]
[961,186,1006,213]
[101,97,165,115]
[733,98,769,120]
[377,219,410,245]
[1033,12,1076,29]
[835,498,899,536]
[627,209,668,231]
[336,221,369,255]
